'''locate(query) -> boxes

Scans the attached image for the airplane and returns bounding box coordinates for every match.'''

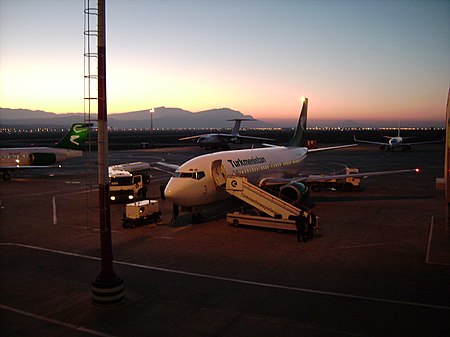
[0,123,91,180]
[163,98,419,222]
[178,118,273,149]
[354,129,443,151]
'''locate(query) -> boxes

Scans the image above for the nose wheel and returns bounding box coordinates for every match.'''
[192,212,204,224]
[192,207,204,224]
[173,204,179,220]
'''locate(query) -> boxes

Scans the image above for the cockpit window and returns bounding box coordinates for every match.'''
[175,171,205,180]
[195,171,205,180]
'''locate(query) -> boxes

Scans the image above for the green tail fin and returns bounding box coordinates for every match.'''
[286,97,308,147]
[53,123,91,150]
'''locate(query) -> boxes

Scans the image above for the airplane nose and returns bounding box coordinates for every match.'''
[165,178,203,208]
[164,179,186,205]
[164,180,176,200]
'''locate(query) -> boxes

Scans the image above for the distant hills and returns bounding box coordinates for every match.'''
[0,107,444,129]
[0,107,275,129]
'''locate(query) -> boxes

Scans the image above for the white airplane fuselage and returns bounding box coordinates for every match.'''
[0,147,82,166]
[387,137,403,150]
[164,145,308,208]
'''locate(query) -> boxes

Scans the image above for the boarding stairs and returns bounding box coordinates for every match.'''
[225,175,306,220]
[211,159,315,240]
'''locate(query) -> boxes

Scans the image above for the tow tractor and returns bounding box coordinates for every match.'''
[122,199,161,228]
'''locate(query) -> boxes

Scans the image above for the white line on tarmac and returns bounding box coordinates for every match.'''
[425,215,450,266]
[1,242,449,311]
[426,215,435,264]
[0,304,120,337]
[329,241,401,250]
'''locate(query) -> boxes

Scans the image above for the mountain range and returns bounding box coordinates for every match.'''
[1,107,443,129]
[0,107,275,129]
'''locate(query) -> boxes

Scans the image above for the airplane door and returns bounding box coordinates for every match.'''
[211,159,227,187]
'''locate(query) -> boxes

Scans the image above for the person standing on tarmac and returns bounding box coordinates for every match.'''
[295,216,305,242]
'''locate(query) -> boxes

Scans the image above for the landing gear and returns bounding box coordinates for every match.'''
[192,212,204,224]
[191,207,204,224]
[0,172,11,181]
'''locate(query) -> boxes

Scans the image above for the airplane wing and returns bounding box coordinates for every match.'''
[156,161,180,170]
[179,134,274,142]
[179,135,203,141]
[259,168,419,186]
[0,165,62,169]
[353,136,388,146]
[402,137,444,146]
[307,144,358,153]
[153,161,181,175]
[218,134,274,142]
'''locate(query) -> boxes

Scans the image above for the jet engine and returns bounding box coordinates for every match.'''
[29,153,58,165]
[279,182,309,205]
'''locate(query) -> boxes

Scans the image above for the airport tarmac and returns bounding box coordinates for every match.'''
[1,144,449,337]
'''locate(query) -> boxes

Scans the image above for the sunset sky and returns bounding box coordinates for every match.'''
[1,0,449,126]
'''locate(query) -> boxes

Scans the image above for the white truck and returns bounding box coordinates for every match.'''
[109,162,151,202]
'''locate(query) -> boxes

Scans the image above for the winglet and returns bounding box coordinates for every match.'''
[287,97,308,147]
[53,123,91,150]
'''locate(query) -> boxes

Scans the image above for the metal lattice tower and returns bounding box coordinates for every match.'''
[84,0,98,124]
[83,0,99,229]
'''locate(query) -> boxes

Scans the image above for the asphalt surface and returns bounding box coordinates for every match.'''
[1,144,449,337]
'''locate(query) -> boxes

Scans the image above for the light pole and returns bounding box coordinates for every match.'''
[91,0,124,304]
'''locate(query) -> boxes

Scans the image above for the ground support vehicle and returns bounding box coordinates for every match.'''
[109,162,151,202]
[122,199,161,228]
[308,167,361,192]
[224,176,317,242]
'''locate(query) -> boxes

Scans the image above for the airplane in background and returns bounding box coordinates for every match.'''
[0,123,91,180]
[164,98,418,222]
[178,118,273,149]
[354,129,443,151]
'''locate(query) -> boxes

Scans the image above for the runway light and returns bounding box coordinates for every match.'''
[415,168,420,173]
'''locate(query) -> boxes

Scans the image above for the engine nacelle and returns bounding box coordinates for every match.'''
[279,182,309,205]
[29,153,58,165]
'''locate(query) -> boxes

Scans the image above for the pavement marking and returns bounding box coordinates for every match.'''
[2,242,449,311]
[426,216,450,266]
[426,215,435,264]
[329,241,402,250]
[0,304,120,337]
